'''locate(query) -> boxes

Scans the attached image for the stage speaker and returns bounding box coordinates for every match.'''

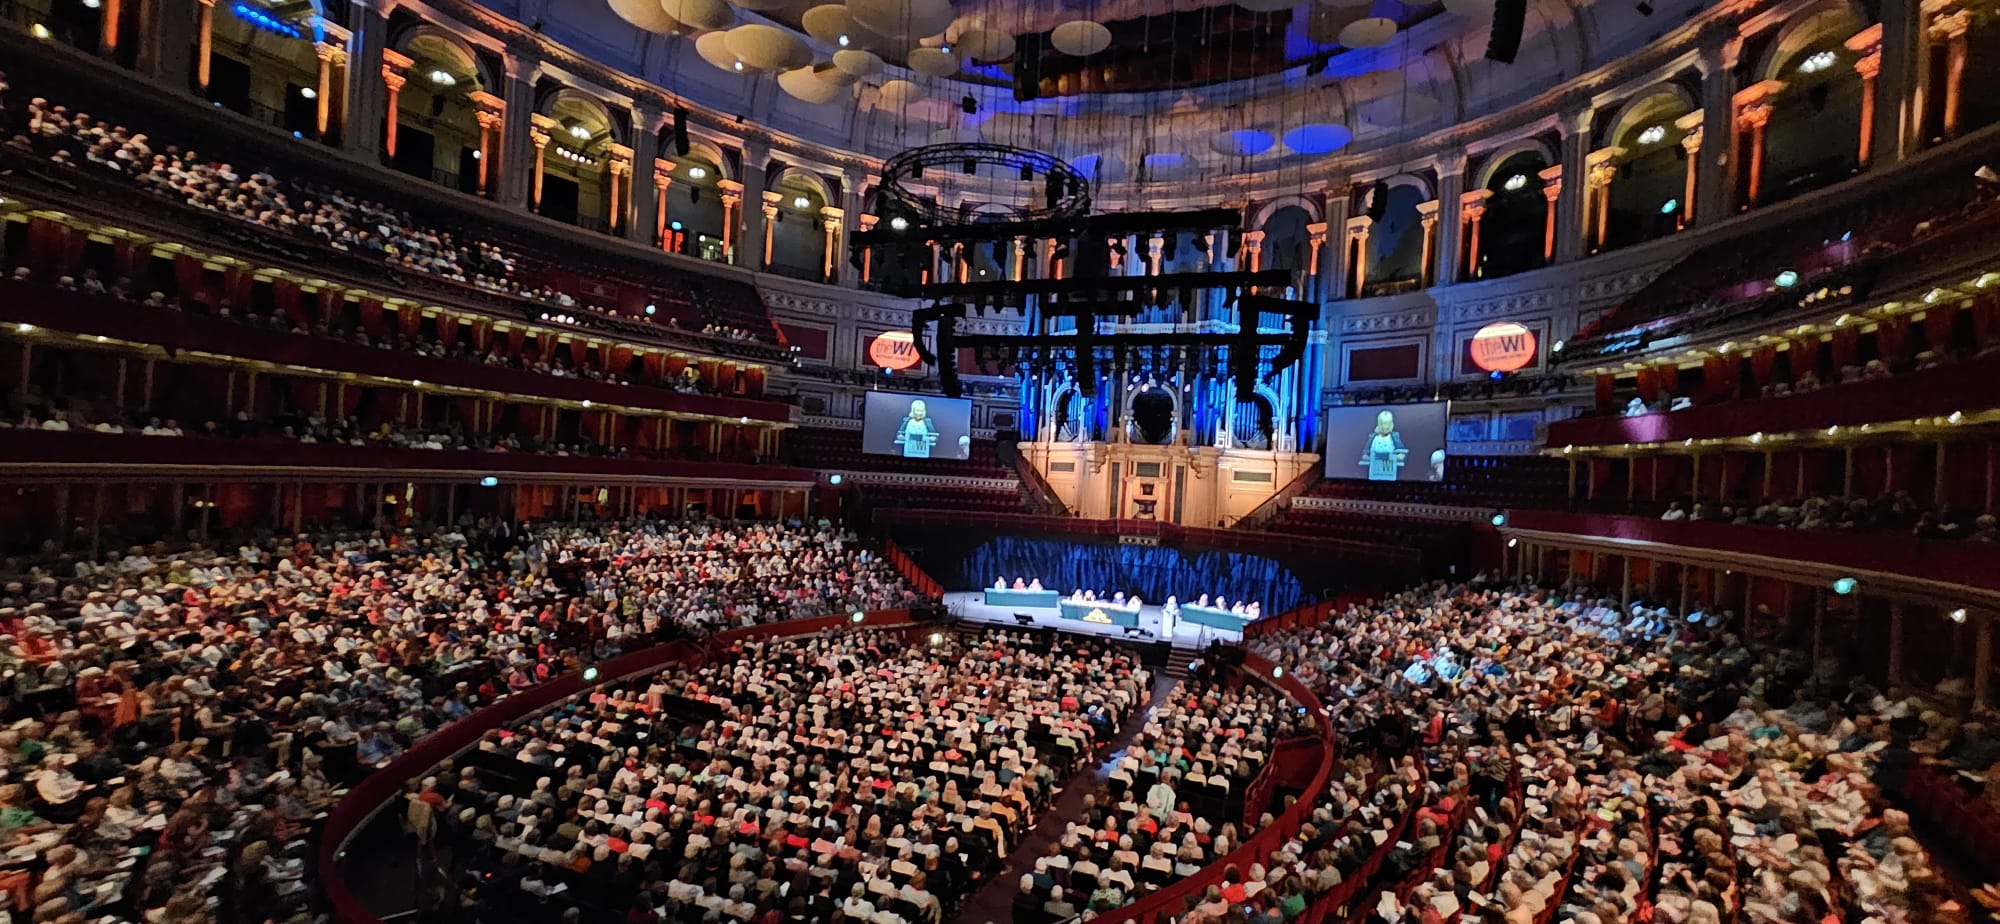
[1485,0,1525,63]
[673,108,690,156]
[1013,35,1045,102]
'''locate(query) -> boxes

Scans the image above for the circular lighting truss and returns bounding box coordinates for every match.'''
[877,142,1093,228]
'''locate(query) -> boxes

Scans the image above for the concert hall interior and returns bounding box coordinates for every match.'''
[3,0,2000,923]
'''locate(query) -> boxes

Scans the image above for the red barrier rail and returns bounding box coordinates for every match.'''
[316,609,915,924]
[0,429,815,484]
[1504,508,2000,595]
[0,282,796,424]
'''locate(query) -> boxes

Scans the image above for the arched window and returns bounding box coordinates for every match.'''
[390,30,491,193]
[1476,151,1552,279]
[1603,88,1697,249]
[1757,10,1867,204]
[1362,183,1429,296]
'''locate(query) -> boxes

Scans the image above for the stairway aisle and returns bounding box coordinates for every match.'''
[953,672,1181,924]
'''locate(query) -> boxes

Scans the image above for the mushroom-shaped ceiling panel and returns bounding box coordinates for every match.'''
[607,0,680,32]
[663,0,734,30]
[726,23,813,70]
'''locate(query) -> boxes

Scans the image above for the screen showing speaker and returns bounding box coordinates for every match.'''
[1323,402,1451,482]
[862,392,975,460]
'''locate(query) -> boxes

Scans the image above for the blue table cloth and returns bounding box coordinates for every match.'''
[1180,604,1255,630]
[983,588,1063,608]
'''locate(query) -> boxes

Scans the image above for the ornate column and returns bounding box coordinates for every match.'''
[1208,227,1231,272]
[1733,82,1782,207]
[195,0,216,90]
[1584,147,1623,251]
[653,164,675,251]
[1345,216,1373,295]
[1846,25,1884,168]
[629,105,663,243]
[739,139,769,270]
[1674,114,1703,229]
[379,49,413,158]
[314,42,347,138]
[606,144,635,234]
[819,206,844,283]
[1538,165,1563,258]
[839,168,868,287]
[1927,1,1972,138]
[760,190,782,269]
[527,114,555,211]
[1459,188,1491,279]
[1695,36,1739,226]
[1147,231,1165,276]
[99,0,121,55]
[1555,110,1592,260]
[1413,203,1439,287]
[497,54,539,209]
[1041,237,1061,281]
[469,91,507,198]
[1241,230,1266,273]
[717,179,744,263]
[340,0,387,156]
[1323,192,1351,299]
[1305,221,1329,296]
[1011,236,1027,281]
[857,214,879,283]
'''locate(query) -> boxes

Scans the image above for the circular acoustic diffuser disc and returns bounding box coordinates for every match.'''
[1442,0,1497,15]
[1236,0,1296,12]
[849,0,955,39]
[832,48,885,76]
[663,0,733,29]
[607,0,680,32]
[696,31,752,72]
[778,66,846,103]
[1049,19,1112,56]
[877,78,924,104]
[1282,123,1354,154]
[1209,128,1276,156]
[1305,5,1367,44]
[1338,16,1398,47]
[726,24,812,70]
[907,45,959,76]
[802,4,867,45]
[815,61,862,84]
[956,27,1014,61]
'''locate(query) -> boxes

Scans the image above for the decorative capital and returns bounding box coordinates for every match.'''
[1928,6,1972,41]
[315,42,347,66]
[858,214,880,231]
[1584,147,1624,187]
[653,163,674,189]
[529,113,557,149]
[606,143,635,174]
[819,206,844,232]
[1412,203,1439,229]
[1306,220,1331,245]
[1345,215,1374,238]
[1674,111,1705,152]
[1537,164,1564,200]
[467,89,507,117]
[1733,79,1784,126]
[1459,187,1494,211]
[1843,22,1883,57]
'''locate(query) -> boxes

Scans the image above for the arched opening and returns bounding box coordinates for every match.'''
[1362,183,1428,297]
[203,3,327,140]
[964,208,1014,286]
[1231,394,1276,449]
[1604,89,1696,249]
[536,91,618,231]
[1475,151,1552,279]
[1955,15,2000,137]
[766,172,830,281]
[662,149,728,262]
[391,31,488,192]
[1759,15,1866,204]
[1052,388,1087,443]
[1261,204,1314,273]
[1129,387,1178,445]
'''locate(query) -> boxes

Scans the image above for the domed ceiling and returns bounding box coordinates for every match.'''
[514,0,1702,189]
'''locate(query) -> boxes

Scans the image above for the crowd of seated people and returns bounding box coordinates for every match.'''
[1233,581,1970,924]
[0,81,778,358]
[0,516,917,924]
[1018,677,1294,920]
[428,629,1151,924]
[1652,491,2000,541]
[4,261,749,401]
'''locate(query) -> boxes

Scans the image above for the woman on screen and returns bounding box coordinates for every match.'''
[895,399,940,458]
[1358,410,1408,481]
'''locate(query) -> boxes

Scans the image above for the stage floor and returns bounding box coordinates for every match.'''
[942,591,1243,650]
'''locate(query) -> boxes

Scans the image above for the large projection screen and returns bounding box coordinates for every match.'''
[1323,402,1451,482]
[862,392,974,460]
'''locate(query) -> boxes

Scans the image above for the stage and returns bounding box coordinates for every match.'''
[941,591,1245,649]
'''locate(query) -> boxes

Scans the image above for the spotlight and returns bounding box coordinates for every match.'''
[300,86,317,100]
[829,474,843,486]
[1831,576,1858,596]
[1950,608,1968,623]
[1507,538,1518,548]
[1490,512,1508,527]
[889,216,910,231]
[582,666,601,683]
[928,631,944,644]
[479,476,500,488]
[30,22,51,39]
[838,33,851,46]
[645,304,658,316]
[687,166,708,179]
[1271,666,1284,679]
[851,611,866,624]
[1775,270,1799,288]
